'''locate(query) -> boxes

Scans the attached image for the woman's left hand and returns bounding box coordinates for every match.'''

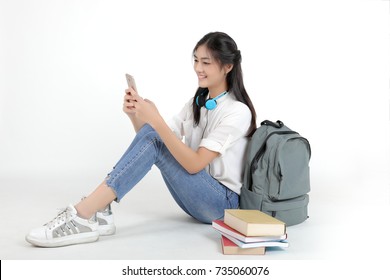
[126,87,163,127]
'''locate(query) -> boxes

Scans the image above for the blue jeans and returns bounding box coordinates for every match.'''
[105,124,239,224]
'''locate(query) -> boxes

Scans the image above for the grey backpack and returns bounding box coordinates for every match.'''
[240,120,311,226]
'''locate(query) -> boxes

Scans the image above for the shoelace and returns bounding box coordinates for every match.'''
[45,207,74,230]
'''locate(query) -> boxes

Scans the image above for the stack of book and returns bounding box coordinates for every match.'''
[212,209,288,255]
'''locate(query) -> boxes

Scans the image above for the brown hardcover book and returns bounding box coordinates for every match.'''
[224,209,286,237]
[221,235,266,255]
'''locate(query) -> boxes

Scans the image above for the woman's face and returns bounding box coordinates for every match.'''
[193,45,229,95]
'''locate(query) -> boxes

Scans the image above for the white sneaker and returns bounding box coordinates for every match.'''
[26,204,99,247]
[96,204,116,236]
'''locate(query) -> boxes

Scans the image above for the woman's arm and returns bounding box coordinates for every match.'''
[153,118,219,174]
[125,88,219,174]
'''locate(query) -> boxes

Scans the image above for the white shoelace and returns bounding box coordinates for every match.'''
[45,207,74,230]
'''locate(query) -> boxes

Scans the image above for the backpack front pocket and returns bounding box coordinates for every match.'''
[261,194,309,226]
[269,137,311,200]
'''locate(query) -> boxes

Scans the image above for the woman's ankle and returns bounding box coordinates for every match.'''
[74,202,95,220]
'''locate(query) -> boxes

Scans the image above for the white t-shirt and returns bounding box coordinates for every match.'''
[168,92,252,194]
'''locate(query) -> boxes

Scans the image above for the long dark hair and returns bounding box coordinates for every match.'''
[192,32,257,137]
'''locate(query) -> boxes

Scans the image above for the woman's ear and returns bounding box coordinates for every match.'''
[224,64,233,75]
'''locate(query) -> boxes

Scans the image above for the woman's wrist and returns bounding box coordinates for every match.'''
[150,114,165,131]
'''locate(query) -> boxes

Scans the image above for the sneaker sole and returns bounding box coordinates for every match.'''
[26,232,99,248]
[98,225,116,236]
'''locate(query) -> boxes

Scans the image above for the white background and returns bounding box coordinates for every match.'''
[1,0,389,279]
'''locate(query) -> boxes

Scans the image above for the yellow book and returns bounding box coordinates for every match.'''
[224,209,286,237]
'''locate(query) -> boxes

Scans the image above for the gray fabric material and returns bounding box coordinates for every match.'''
[239,120,311,226]
[51,220,92,239]
[97,217,108,225]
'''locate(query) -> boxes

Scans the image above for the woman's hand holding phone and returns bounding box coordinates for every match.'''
[123,74,139,115]
[123,87,137,115]
[123,74,162,130]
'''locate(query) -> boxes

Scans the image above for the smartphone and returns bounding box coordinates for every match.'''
[125,73,137,91]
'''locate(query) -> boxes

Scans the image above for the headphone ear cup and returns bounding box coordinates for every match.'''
[205,99,217,110]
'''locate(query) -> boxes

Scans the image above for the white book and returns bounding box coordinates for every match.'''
[220,232,289,249]
[212,220,287,243]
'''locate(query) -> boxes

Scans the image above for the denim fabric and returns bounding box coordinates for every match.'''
[106,124,239,224]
